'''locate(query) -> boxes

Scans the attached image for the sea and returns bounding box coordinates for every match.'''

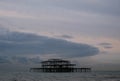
[0,71,120,81]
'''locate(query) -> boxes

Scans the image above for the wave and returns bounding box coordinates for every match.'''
[0,71,120,81]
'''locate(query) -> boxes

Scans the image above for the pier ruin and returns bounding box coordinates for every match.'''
[30,59,91,72]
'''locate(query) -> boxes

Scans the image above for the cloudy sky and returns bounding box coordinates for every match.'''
[0,0,120,71]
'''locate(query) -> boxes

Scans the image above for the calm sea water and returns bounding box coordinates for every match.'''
[0,71,120,81]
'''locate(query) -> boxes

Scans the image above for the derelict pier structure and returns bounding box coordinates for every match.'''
[30,59,91,72]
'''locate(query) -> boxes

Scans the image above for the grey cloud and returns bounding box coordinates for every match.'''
[99,43,113,49]
[99,43,112,46]
[53,0,120,16]
[0,28,99,57]
[58,35,73,39]
[0,0,120,40]
[104,46,113,49]
[1,0,120,16]
[0,56,11,63]
[0,56,41,64]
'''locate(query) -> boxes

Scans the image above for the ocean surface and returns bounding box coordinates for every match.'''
[0,71,120,81]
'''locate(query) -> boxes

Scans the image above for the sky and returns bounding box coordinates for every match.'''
[0,0,120,71]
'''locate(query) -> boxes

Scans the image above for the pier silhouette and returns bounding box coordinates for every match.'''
[30,59,91,72]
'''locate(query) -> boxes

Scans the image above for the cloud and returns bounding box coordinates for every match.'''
[0,56,41,64]
[55,0,120,16]
[99,43,112,46]
[0,10,36,19]
[99,43,113,49]
[0,0,120,39]
[57,35,73,39]
[0,56,11,63]
[1,0,120,17]
[0,27,99,58]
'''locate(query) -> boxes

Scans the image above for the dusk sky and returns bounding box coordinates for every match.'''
[0,0,120,71]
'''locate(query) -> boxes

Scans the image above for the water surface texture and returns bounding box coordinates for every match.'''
[0,71,120,81]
